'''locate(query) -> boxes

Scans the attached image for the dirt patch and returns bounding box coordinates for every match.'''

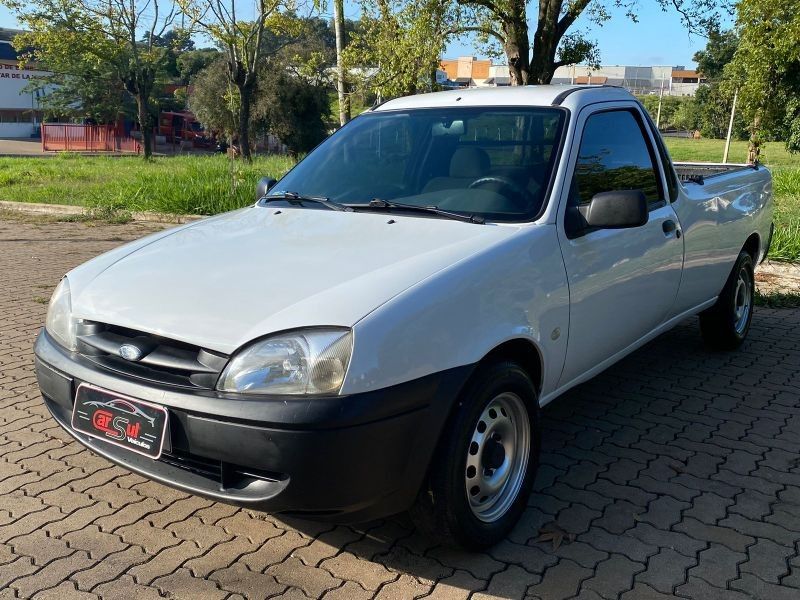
[756,260,800,294]
[0,211,170,242]
[755,260,800,307]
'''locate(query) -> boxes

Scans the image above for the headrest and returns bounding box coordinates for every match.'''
[449,147,490,178]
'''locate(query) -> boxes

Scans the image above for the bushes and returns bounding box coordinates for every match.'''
[0,154,295,215]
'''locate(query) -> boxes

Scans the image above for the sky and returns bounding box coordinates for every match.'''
[0,1,721,69]
[440,1,720,68]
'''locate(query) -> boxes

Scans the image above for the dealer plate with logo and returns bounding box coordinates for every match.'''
[71,383,168,459]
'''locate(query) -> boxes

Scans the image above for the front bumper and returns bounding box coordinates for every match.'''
[34,330,472,522]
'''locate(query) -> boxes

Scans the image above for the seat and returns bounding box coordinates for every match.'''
[422,147,491,193]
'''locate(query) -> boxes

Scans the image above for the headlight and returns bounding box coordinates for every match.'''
[217,328,353,395]
[45,277,77,351]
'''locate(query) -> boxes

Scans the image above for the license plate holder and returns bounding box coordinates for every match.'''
[71,383,168,460]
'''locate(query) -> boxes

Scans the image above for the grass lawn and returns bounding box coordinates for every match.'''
[0,153,295,216]
[1,138,799,262]
[663,138,799,167]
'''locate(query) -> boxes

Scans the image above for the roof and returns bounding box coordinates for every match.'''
[0,41,19,61]
[374,85,634,111]
[575,76,607,84]
[0,28,25,43]
[672,69,700,78]
[485,76,511,85]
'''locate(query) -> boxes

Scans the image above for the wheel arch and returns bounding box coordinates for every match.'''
[742,232,760,263]
[478,337,544,395]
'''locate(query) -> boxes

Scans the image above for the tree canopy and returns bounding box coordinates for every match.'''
[687,26,746,140]
[178,0,303,159]
[344,0,733,92]
[727,0,800,153]
[4,0,179,157]
[189,16,331,154]
[345,0,452,99]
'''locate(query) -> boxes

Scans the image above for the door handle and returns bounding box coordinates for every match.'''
[662,219,681,238]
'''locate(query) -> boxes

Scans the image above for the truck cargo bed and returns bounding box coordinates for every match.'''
[674,162,758,184]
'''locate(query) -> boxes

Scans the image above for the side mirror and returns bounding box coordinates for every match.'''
[256,177,277,200]
[584,190,648,229]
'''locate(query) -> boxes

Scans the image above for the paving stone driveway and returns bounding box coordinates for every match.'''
[2,215,800,600]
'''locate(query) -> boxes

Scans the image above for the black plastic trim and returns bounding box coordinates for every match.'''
[36,329,464,429]
[551,85,629,106]
[762,222,774,263]
[552,86,586,106]
[35,331,476,521]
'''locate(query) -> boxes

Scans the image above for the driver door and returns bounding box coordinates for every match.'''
[556,105,684,387]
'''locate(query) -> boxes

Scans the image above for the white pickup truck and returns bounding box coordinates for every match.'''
[35,86,773,550]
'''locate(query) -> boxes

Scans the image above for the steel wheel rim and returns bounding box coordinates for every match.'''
[734,266,752,335]
[465,392,530,523]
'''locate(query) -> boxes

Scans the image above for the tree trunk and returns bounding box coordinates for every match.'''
[136,94,153,159]
[333,0,350,125]
[528,41,560,84]
[238,84,253,161]
[748,114,762,164]
[529,0,563,84]
[502,0,530,85]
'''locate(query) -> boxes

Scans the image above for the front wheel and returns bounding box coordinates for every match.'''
[410,361,541,550]
[699,250,755,350]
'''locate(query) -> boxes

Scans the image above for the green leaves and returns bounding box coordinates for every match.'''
[345,0,452,99]
[727,0,800,153]
[3,0,181,157]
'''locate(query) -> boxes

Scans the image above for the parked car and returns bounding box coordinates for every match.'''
[35,86,773,550]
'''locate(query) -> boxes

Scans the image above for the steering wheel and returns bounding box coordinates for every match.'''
[468,176,532,210]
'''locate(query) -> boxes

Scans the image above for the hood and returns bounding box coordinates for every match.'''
[70,206,518,354]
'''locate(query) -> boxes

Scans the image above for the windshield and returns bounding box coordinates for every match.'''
[269,106,567,222]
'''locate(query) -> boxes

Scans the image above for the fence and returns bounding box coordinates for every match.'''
[41,124,141,154]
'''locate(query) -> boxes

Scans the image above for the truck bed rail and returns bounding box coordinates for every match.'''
[674,162,758,185]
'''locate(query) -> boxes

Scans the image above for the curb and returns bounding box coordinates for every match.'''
[0,201,206,224]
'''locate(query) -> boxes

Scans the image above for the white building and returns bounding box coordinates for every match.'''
[550,64,704,96]
[440,57,706,96]
[0,28,49,138]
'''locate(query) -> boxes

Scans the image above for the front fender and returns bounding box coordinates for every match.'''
[343,224,570,400]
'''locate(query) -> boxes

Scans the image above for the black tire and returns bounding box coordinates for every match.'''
[699,250,755,350]
[410,360,541,550]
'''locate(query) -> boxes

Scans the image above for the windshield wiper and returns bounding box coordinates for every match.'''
[263,191,351,212]
[348,198,485,224]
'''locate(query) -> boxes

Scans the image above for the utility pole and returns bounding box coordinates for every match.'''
[656,76,665,130]
[333,0,350,126]
[723,89,738,164]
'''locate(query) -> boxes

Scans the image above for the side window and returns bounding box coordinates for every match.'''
[571,110,663,207]
[647,117,680,202]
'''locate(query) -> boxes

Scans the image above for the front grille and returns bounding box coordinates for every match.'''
[76,321,228,389]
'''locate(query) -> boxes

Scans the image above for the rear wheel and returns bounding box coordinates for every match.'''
[699,250,755,350]
[410,361,540,550]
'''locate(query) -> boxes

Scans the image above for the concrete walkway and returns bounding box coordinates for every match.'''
[2,216,800,599]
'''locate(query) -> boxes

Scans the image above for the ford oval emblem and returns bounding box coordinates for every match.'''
[118,343,143,361]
